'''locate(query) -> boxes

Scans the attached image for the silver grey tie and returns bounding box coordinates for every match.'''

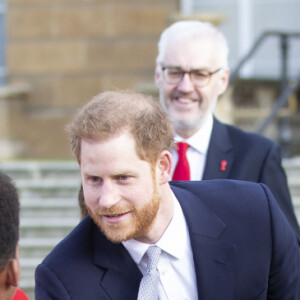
[137,246,161,300]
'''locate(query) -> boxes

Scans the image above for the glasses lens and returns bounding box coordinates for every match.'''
[190,70,210,87]
[162,67,220,86]
[163,68,183,84]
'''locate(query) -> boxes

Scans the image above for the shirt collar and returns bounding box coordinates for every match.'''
[174,113,213,154]
[122,193,187,264]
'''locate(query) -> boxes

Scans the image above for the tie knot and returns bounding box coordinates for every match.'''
[177,142,189,154]
[145,246,161,271]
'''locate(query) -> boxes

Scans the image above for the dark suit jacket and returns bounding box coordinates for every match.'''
[35,180,300,300]
[202,118,300,242]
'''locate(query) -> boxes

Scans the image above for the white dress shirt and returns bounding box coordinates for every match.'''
[171,113,213,180]
[123,194,198,300]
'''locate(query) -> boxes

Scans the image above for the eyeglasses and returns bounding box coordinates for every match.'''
[161,66,222,87]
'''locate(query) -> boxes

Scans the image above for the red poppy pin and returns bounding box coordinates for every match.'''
[220,160,228,172]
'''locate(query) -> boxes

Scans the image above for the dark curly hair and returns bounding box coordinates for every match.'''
[0,172,20,272]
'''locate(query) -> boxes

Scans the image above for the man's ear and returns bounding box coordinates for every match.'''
[156,150,172,184]
[6,258,19,289]
[217,68,230,96]
[6,244,20,289]
[0,258,19,300]
[154,63,162,88]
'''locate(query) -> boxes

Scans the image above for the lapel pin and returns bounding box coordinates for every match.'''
[220,160,228,172]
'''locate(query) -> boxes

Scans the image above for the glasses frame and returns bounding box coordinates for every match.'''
[161,66,223,87]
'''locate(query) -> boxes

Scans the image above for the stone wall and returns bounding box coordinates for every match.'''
[6,0,178,158]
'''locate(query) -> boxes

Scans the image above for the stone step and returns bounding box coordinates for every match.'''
[20,205,80,218]
[0,160,79,180]
[283,156,300,172]
[20,226,75,239]
[20,197,79,210]
[19,237,63,260]
[19,188,80,200]
[20,196,80,218]
[21,195,78,204]
[288,177,300,196]
[20,217,80,240]
[20,217,79,227]
[16,178,81,187]
[20,237,62,251]
[16,178,81,199]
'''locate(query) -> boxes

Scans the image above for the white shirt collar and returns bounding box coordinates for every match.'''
[122,193,187,264]
[174,113,213,154]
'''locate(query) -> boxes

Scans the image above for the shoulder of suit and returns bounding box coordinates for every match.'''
[171,179,261,194]
[170,180,268,215]
[221,121,278,148]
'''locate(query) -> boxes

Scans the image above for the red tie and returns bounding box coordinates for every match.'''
[172,142,190,180]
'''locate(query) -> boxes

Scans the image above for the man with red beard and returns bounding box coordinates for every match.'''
[154,20,300,243]
[35,90,299,299]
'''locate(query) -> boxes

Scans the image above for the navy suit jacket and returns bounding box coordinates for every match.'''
[202,118,300,242]
[35,180,300,300]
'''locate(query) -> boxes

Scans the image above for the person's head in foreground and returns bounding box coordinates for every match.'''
[155,20,230,139]
[68,90,175,244]
[0,172,20,300]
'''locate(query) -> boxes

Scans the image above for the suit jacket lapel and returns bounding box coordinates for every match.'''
[92,227,142,300]
[202,118,234,180]
[172,184,236,300]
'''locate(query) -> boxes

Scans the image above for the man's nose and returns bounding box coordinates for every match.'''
[177,72,195,93]
[99,182,119,208]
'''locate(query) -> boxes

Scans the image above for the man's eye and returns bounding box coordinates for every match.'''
[193,71,208,78]
[89,176,100,183]
[116,175,134,184]
[168,69,182,76]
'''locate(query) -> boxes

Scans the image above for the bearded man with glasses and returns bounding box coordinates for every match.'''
[155,20,300,244]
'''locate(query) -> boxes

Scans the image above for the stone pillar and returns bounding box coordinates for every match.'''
[0,83,31,159]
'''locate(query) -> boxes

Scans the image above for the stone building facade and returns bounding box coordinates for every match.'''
[5,1,297,159]
[3,0,179,158]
